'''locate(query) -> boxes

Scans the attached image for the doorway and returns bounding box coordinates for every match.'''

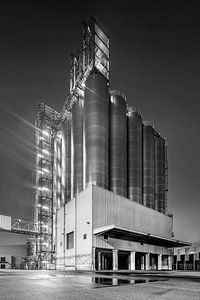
[135,252,145,270]
[118,251,130,270]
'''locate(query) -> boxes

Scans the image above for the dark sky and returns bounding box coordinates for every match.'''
[1,0,200,243]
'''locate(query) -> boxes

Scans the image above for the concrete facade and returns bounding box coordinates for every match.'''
[56,184,179,271]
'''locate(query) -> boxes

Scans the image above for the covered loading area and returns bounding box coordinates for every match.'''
[95,248,130,270]
[94,225,189,271]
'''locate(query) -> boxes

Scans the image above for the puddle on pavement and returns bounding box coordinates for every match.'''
[45,273,168,288]
[93,277,167,287]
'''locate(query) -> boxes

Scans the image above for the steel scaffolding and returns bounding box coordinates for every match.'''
[35,103,61,269]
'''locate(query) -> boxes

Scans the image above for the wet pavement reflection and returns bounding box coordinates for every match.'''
[0,270,168,289]
[93,276,168,288]
[44,272,168,288]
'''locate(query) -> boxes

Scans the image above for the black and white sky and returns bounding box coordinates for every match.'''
[1,0,200,243]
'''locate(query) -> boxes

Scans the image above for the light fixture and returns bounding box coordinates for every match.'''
[42,224,48,228]
[42,168,50,173]
[57,133,62,139]
[42,149,50,155]
[42,130,50,137]
[42,205,49,210]
[38,187,49,192]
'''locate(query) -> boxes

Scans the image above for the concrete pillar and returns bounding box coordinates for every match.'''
[97,252,101,271]
[130,251,135,270]
[184,256,186,270]
[141,255,145,270]
[158,254,162,270]
[145,253,150,270]
[92,247,96,271]
[168,255,172,270]
[112,250,118,271]
[101,254,105,270]
[112,278,118,285]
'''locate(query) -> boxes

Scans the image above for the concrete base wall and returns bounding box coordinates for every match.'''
[56,186,93,270]
[56,184,174,270]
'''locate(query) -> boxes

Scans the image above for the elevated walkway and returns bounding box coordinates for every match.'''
[0,215,38,236]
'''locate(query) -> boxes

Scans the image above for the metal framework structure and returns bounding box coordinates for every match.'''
[61,17,110,118]
[11,218,38,235]
[35,103,61,269]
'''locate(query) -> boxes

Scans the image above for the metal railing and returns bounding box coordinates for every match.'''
[11,218,38,235]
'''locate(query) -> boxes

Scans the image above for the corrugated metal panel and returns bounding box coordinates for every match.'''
[62,115,71,203]
[84,72,109,188]
[109,91,127,197]
[94,236,170,255]
[94,236,113,249]
[155,133,166,213]
[127,107,142,203]
[143,124,155,209]
[92,185,172,239]
[72,99,83,197]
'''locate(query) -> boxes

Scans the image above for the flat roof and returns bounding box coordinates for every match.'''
[94,224,190,248]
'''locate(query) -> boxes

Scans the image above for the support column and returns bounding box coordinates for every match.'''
[101,254,105,270]
[130,251,135,270]
[92,247,96,271]
[112,250,118,271]
[141,255,145,270]
[97,252,101,271]
[193,254,196,271]
[158,254,162,270]
[112,278,118,285]
[184,255,186,270]
[168,255,172,270]
[145,253,150,270]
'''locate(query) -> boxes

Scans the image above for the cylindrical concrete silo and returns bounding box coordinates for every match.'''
[155,133,166,213]
[62,115,71,203]
[72,99,83,197]
[143,122,155,209]
[84,71,109,188]
[109,90,127,197]
[127,107,143,203]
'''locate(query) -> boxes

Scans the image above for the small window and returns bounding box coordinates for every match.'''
[0,257,5,262]
[66,231,74,249]
[83,234,87,240]
[104,234,108,240]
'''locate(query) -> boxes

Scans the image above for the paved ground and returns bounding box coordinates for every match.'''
[0,270,200,299]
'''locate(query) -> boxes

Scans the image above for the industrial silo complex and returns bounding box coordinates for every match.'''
[35,17,188,270]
